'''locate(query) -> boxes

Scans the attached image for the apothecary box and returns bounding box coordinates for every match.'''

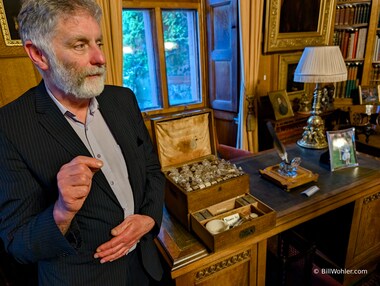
[150,109,249,229]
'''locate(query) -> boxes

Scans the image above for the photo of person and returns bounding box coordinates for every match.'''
[277,95,288,115]
[359,85,380,104]
[268,90,294,120]
[327,128,358,171]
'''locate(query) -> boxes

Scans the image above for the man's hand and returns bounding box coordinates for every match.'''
[53,156,103,234]
[94,214,155,263]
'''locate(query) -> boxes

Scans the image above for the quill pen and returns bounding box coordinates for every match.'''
[266,121,289,163]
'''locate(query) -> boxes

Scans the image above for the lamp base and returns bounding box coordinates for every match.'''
[297,115,328,149]
[297,138,328,149]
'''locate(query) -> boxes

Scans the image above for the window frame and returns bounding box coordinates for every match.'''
[122,0,208,116]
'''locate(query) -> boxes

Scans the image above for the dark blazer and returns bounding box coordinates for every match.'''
[0,82,165,285]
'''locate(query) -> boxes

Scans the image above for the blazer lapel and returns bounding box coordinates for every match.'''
[34,82,119,205]
[35,83,90,157]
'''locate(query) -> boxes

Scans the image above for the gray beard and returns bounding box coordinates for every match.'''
[47,55,106,99]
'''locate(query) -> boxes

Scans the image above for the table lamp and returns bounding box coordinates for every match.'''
[294,46,348,149]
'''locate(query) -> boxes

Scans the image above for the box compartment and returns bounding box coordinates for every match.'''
[190,193,276,252]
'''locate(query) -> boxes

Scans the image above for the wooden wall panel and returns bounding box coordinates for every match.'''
[0,57,40,107]
[0,30,40,108]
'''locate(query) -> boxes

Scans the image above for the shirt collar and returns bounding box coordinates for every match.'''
[45,83,99,118]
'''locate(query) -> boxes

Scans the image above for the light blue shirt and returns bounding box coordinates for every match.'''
[46,89,135,221]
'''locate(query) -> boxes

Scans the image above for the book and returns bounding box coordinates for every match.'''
[351,29,359,59]
[346,31,355,59]
[356,28,368,59]
[344,4,351,25]
[342,30,351,58]
[335,6,342,26]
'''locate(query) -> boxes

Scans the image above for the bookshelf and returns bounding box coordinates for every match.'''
[333,0,380,98]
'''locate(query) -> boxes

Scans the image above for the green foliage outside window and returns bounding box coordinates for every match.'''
[122,9,200,111]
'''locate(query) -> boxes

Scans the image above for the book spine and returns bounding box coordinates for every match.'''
[335,6,341,26]
[345,65,353,98]
[364,3,371,23]
[353,4,360,25]
[346,31,355,60]
[348,4,355,25]
[340,5,346,25]
[356,28,367,59]
[342,30,350,59]
[344,4,351,25]
[351,29,359,59]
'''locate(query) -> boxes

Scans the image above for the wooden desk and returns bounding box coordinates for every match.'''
[156,144,380,286]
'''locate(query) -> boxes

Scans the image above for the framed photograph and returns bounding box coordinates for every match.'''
[268,90,294,120]
[358,85,380,104]
[264,0,335,52]
[278,53,306,98]
[326,128,358,171]
[0,0,22,46]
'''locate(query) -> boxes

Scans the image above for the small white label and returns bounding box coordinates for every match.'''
[223,213,240,227]
[301,185,320,197]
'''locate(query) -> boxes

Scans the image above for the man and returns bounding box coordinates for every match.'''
[277,95,289,116]
[0,0,165,285]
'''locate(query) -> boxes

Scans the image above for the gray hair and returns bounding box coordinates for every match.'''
[18,0,102,52]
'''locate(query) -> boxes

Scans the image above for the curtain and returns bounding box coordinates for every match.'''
[236,0,264,153]
[96,0,123,86]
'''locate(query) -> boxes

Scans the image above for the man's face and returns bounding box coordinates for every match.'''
[45,11,106,99]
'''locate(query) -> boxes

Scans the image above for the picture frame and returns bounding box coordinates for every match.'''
[278,53,306,98]
[326,128,358,171]
[268,90,294,120]
[358,85,380,104]
[0,0,22,46]
[264,0,335,53]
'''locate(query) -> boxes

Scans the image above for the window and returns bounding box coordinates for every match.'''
[122,1,206,114]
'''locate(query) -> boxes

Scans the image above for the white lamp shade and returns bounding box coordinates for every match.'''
[294,46,348,83]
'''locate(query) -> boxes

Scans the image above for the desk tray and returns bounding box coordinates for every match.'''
[259,165,318,191]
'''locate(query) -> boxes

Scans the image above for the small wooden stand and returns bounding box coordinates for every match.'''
[259,165,318,191]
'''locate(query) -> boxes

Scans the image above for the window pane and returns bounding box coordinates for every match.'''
[122,9,160,111]
[162,10,201,106]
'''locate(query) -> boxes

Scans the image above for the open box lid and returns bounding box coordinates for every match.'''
[150,108,217,170]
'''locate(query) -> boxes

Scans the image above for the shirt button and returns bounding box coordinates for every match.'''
[110,181,115,186]
[97,154,101,158]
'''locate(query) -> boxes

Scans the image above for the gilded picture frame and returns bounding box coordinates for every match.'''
[264,0,335,53]
[268,89,294,120]
[278,53,306,99]
[326,128,358,171]
[0,0,22,46]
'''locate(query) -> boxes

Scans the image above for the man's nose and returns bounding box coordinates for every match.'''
[90,45,106,66]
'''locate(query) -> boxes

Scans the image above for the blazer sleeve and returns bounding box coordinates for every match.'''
[0,130,78,263]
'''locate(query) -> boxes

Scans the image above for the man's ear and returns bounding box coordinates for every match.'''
[24,40,49,71]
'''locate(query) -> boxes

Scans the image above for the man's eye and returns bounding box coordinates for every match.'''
[74,44,86,50]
